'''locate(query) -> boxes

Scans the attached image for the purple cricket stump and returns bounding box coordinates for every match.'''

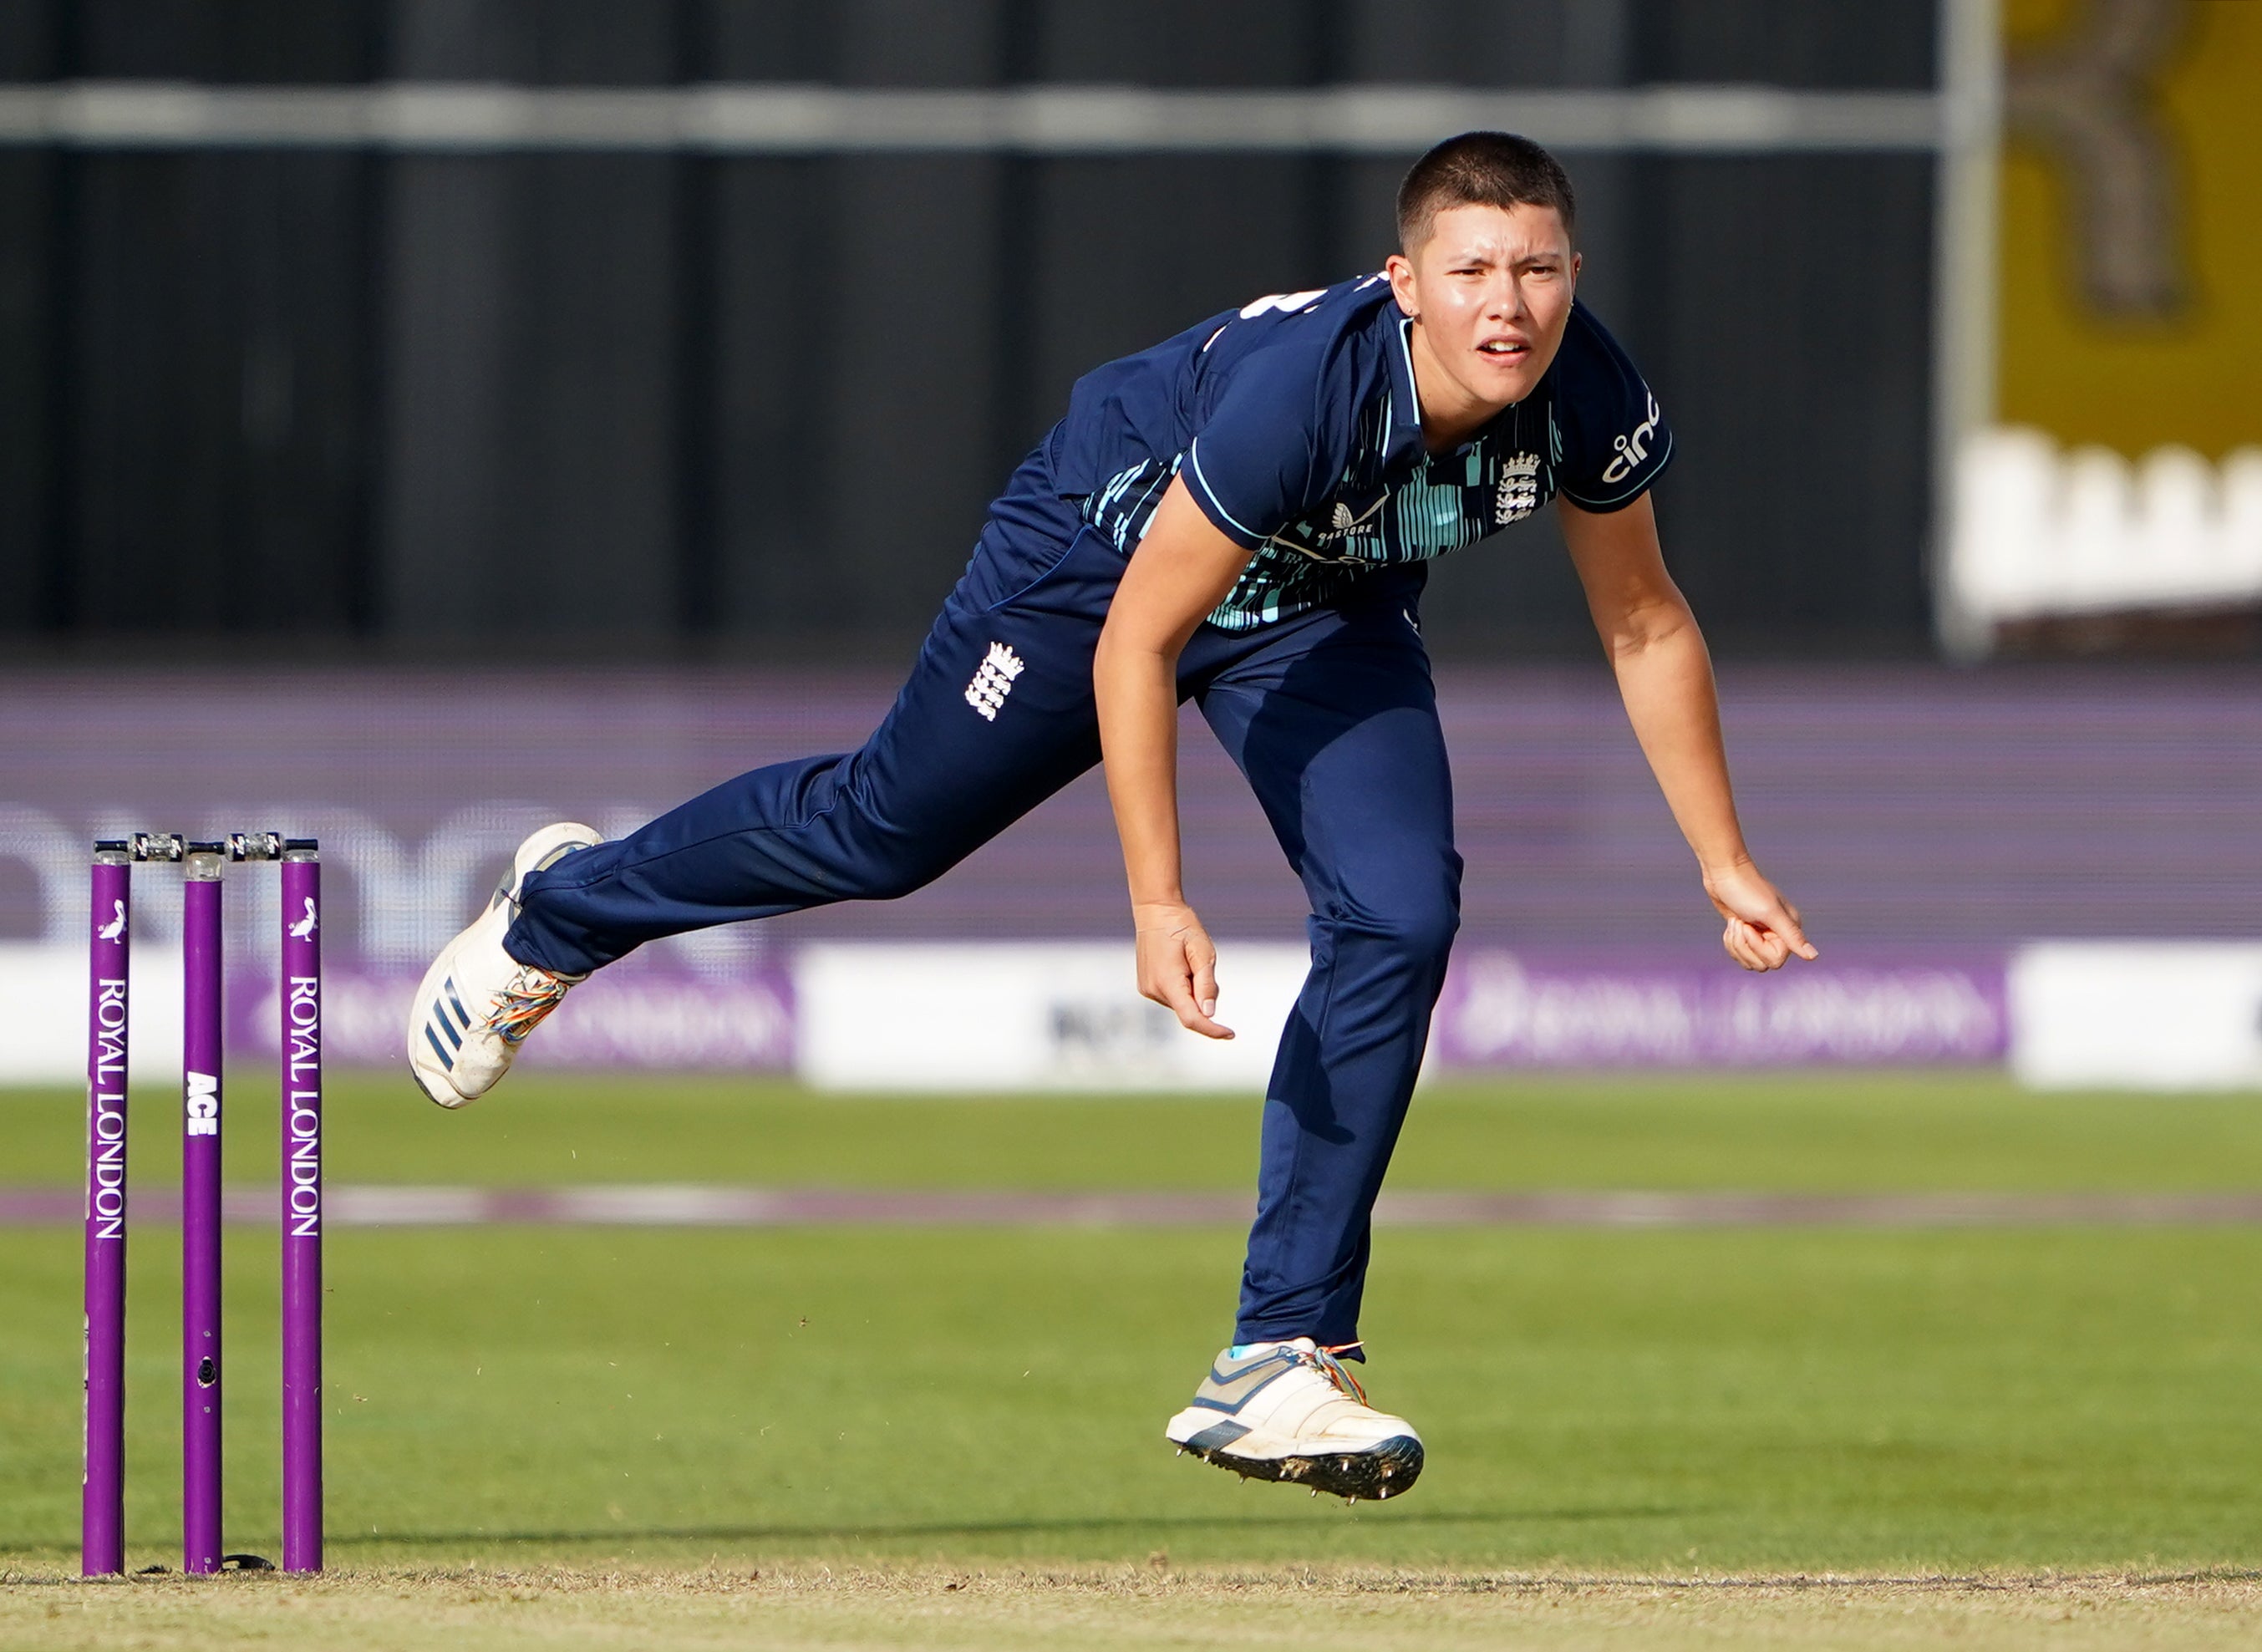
[180,848,225,1576]
[278,846,323,1573]
[82,847,132,1578]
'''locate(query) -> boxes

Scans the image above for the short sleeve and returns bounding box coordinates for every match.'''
[1552,304,1673,513]
[1181,333,1357,550]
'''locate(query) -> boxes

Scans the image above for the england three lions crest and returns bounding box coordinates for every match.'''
[1493,453,1543,526]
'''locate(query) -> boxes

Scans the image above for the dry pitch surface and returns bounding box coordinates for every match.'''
[6,1565,2262,1650]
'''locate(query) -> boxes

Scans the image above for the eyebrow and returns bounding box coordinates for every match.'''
[1446,251,1564,267]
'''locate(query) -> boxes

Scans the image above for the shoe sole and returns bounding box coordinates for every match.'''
[1172,1428,1424,1501]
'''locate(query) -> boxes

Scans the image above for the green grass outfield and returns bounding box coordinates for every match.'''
[11,1068,2262,1192]
[5,1071,2262,1647]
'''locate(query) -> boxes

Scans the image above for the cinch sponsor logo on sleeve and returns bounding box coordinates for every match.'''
[1600,394,1663,485]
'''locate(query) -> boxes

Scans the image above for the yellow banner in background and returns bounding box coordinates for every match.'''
[2000,0,2262,456]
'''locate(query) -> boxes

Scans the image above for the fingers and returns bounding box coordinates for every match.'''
[1772,900,1820,962]
[1722,916,1791,972]
[1707,867,1818,971]
[1741,897,1817,965]
[1174,928,1231,1038]
[1192,944,1220,1024]
[1164,983,1234,1039]
[1136,928,1233,1039]
[1159,958,1234,1039]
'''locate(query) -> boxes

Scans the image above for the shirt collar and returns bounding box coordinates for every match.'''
[1385,313,1428,468]
[1387,312,1515,469]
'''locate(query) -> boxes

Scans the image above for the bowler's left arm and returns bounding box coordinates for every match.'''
[1558,492,1817,972]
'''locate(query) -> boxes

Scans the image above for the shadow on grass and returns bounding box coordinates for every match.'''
[329,1505,1693,1548]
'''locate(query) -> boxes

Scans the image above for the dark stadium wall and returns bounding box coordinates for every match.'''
[0,0,1938,661]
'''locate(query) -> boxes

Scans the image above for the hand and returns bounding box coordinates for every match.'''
[1132,901,1234,1039]
[1702,859,1817,973]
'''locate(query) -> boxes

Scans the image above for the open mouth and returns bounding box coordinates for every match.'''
[1477,338,1529,361]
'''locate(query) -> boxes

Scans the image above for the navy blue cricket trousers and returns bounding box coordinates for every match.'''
[509,445,1463,1350]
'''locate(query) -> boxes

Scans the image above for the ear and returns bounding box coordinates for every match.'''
[1385,252,1418,319]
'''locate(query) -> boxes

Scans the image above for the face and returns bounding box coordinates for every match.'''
[1386,201,1579,417]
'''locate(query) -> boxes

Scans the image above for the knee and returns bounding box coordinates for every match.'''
[816,770,963,902]
[843,830,958,902]
[855,862,938,902]
[1394,897,1461,970]
[1344,885,1459,973]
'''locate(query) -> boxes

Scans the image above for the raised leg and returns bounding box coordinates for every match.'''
[509,530,1125,974]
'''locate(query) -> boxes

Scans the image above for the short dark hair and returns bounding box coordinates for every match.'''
[1395,131,1577,251]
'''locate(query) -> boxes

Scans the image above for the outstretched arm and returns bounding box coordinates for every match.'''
[1558,493,1817,972]
[1094,476,1253,1037]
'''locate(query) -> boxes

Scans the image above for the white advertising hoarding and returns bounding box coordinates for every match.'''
[0,943,183,1085]
[795,942,1312,1091]
[2010,943,2262,1090]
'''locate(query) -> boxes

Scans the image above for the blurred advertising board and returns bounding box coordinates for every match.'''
[0,940,2001,1090]
[796,945,2006,1091]
[2010,943,2262,1090]
[0,946,796,1085]
[794,943,1307,1091]
[1432,951,2006,1070]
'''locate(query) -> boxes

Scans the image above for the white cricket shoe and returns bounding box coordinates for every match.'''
[405,821,602,1109]
[1164,1338,1424,1501]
